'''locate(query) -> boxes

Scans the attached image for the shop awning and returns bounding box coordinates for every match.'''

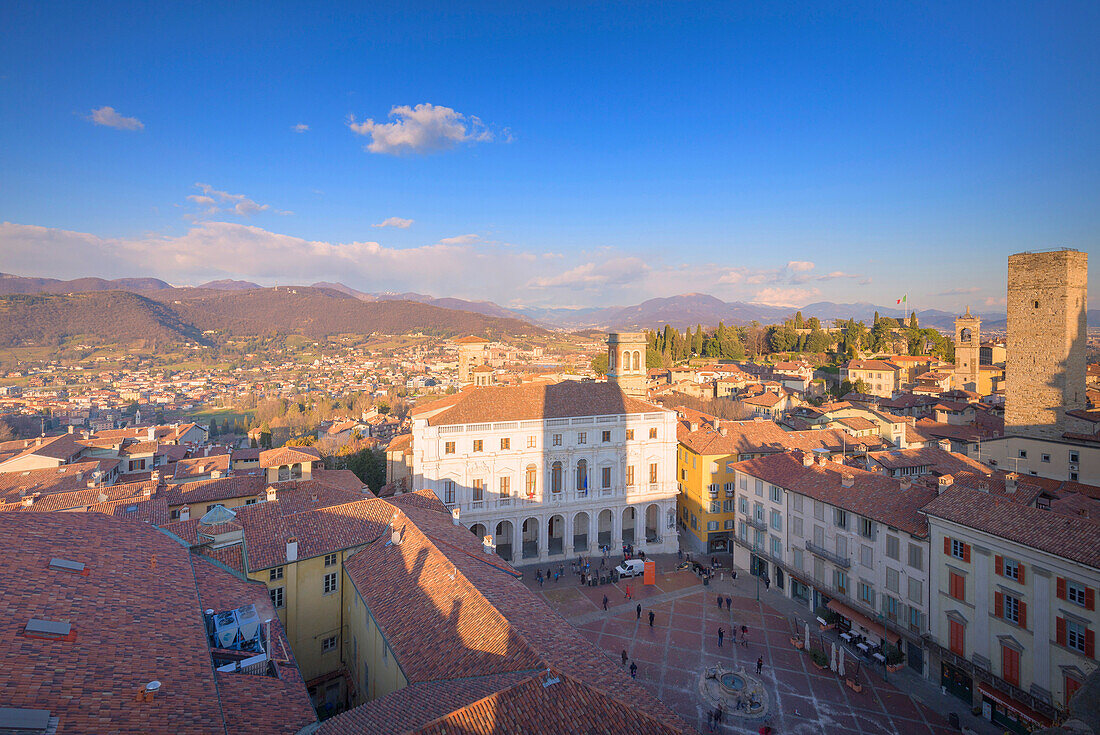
[826,599,901,645]
[977,683,1052,729]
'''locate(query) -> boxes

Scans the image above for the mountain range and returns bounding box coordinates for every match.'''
[5,271,1089,334]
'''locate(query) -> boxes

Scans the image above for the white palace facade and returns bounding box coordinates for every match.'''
[409,339,679,563]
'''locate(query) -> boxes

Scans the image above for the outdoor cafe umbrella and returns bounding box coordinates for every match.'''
[838,645,846,677]
[830,642,838,672]
[804,622,810,650]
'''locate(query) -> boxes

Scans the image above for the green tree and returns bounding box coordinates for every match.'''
[806,316,821,330]
[591,352,609,376]
[692,325,704,356]
[767,325,798,353]
[794,311,804,329]
[804,328,832,353]
[909,311,919,329]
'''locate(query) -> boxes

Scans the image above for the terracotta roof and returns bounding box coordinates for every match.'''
[162,475,267,507]
[0,459,120,502]
[733,452,935,536]
[259,446,322,468]
[386,433,413,452]
[172,452,231,479]
[867,447,992,477]
[838,416,877,431]
[425,382,664,426]
[921,486,1100,568]
[847,359,900,371]
[0,513,314,734]
[0,433,86,466]
[453,335,490,344]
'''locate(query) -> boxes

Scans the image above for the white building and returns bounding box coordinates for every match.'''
[730,451,935,675]
[410,378,680,564]
[922,484,1099,732]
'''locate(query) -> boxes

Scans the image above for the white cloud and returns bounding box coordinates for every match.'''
[88,106,144,131]
[528,257,649,289]
[437,233,482,246]
[292,123,309,133]
[372,217,414,229]
[751,286,822,307]
[186,183,271,218]
[786,260,815,272]
[347,103,496,155]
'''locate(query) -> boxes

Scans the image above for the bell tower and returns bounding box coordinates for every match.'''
[953,306,981,392]
[606,332,647,397]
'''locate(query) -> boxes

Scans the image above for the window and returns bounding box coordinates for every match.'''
[813,557,824,582]
[690,514,698,530]
[1070,451,1080,463]
[710,501,720,514]
[739,474,747,491]
[949,571,965,601]
[949,619,965,656]
[792,548,804,570]
[948,537,969,561]
[1001,645,1020,687]
[707,521,719,531]
[723,499,735,512]
[860,544,873,568]
[443,480,455,505]
[245,498,257,505]
[1071,472,1079,481]
[886,535,900,561]
[791,516,803,538]
[649,428,657,439]
[552,434,562,446]
[754,502,764,523]
[1065,675,1082,706]
[626,429,634,440]
[738,520,747,540]
[813,499,824,520]
[1018,449,1027,459]
[908,543,924,571]
[833,570,848,594]
[270,586,285,609]
[738,496,748,514]
[445,441,455,454]
[1065,620,1089,653]
[626,466,634,486]
[770,485,782,503]
[270,566,284,581]
[321,635,338,653]
[1065,579,1091,607]
[997,556,1021,581]
[908,577,922,604]
[724,519,735,530]
[595,466,608,489]
[908,606,922,632]
[813,524,824,547]
[770,510,782,531]
[499,476,510,497]
[323,572,338,595]
[324,553,337,567]
[551,462,563,494]
[206,503,222,512]
[886,567,900,593]
[859,517,873,539]
[602,430,611,443]
[527,436,536,448]
[999,593,1021,625]
[1041,453,1051,463]
[859,581,874,605]
[472,440,483,452]
[883,595,898,621]
[791,494,803,513]
[500,438,510,450]
[649,463,658,483]
[755,479,764,497]
[771,536,782,558]
[472,479,484,502]
[834,509,847,529]
[577,432,586,445]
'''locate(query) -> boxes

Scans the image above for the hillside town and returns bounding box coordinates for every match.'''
[0,249,1097,735]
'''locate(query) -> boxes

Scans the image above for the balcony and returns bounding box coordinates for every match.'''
[749,517,767,532]
[805,542,851,568]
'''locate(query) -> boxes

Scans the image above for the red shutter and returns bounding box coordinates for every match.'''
[1057,617,1067,646]
[995,591,1004,618]
[1057,577,1067,600]
[1018,564,1025,584]
[944,536,951,555]
[1087,587,1096,611]
[995,555,1003,576]
[963,543,971,563]
[1087,629,1095,659]
[1019,601,1027,629]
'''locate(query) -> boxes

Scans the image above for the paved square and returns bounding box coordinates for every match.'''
[522,563,956,734]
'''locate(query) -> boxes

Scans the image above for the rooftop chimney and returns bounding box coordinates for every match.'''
[68,425,75,434]
[841,474,854,488]
[210,470,223,479]
[97,491,108,503]
[802,452,814,467]
[817,455,828,466]
[151,470,161,487]
[1005,473,1018,494]
[690,422,699,432]
[266,486,277,502]
[286,537,298,562]
[977,481,989,493]
[451,507,461,526]
[482,534,496,555]
[900,478,911,491]
[937,474,954,494]
[142,484,152,497]
[180,505,190,521]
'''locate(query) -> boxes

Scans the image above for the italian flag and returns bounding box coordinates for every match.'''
[896,294,907,305]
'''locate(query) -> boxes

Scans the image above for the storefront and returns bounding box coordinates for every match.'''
[825,599,901,648]
[978,683,1052,735]
[707,532,729,553]
[749,553,768,579]
[789,577,810,604]
[940,662,972,705]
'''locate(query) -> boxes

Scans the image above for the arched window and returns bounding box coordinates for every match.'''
[525,465,537,498]
[608,351,615,371]
[632,351,641,371]
[576,459,588,492]
[278,465,290,481]
[622,350,630,369]
[551,461,563,493]
[291,462,302,479]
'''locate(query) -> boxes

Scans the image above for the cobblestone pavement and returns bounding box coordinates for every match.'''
[517,555,998,735]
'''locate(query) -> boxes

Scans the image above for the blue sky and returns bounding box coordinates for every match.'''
[1,1,1098,309]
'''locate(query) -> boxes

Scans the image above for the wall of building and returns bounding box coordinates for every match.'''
[342,573,409,707]
[977,437,1096,485]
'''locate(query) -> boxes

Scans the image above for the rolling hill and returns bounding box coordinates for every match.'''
[0,272,171,295]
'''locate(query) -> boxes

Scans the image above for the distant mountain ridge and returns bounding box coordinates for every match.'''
[0,272,171,294]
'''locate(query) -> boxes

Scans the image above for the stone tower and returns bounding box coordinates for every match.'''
[454,336,489,385]
[1005,249,1088,440]
[607,332,647,397]
[953,306,981,392]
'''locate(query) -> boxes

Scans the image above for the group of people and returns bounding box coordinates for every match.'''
[534,563,568,587]
[716,624,751,648]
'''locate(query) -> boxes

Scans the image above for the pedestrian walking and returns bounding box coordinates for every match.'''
[602,594,609,611]
[648,610,655,627]
[630,661,637,679]
[741,624,748,636]
[763,575,770,590]
[717,627,724,647]
[741,631,749,648]
[725,596,732,610]
[625,584,632,600]
[716,594,723,609]
[756,656,763,674]
[636,603,642,620]
[677,548,683,561]
[621,649,628,666]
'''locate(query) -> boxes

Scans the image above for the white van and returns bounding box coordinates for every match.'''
[615,559,645,578]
